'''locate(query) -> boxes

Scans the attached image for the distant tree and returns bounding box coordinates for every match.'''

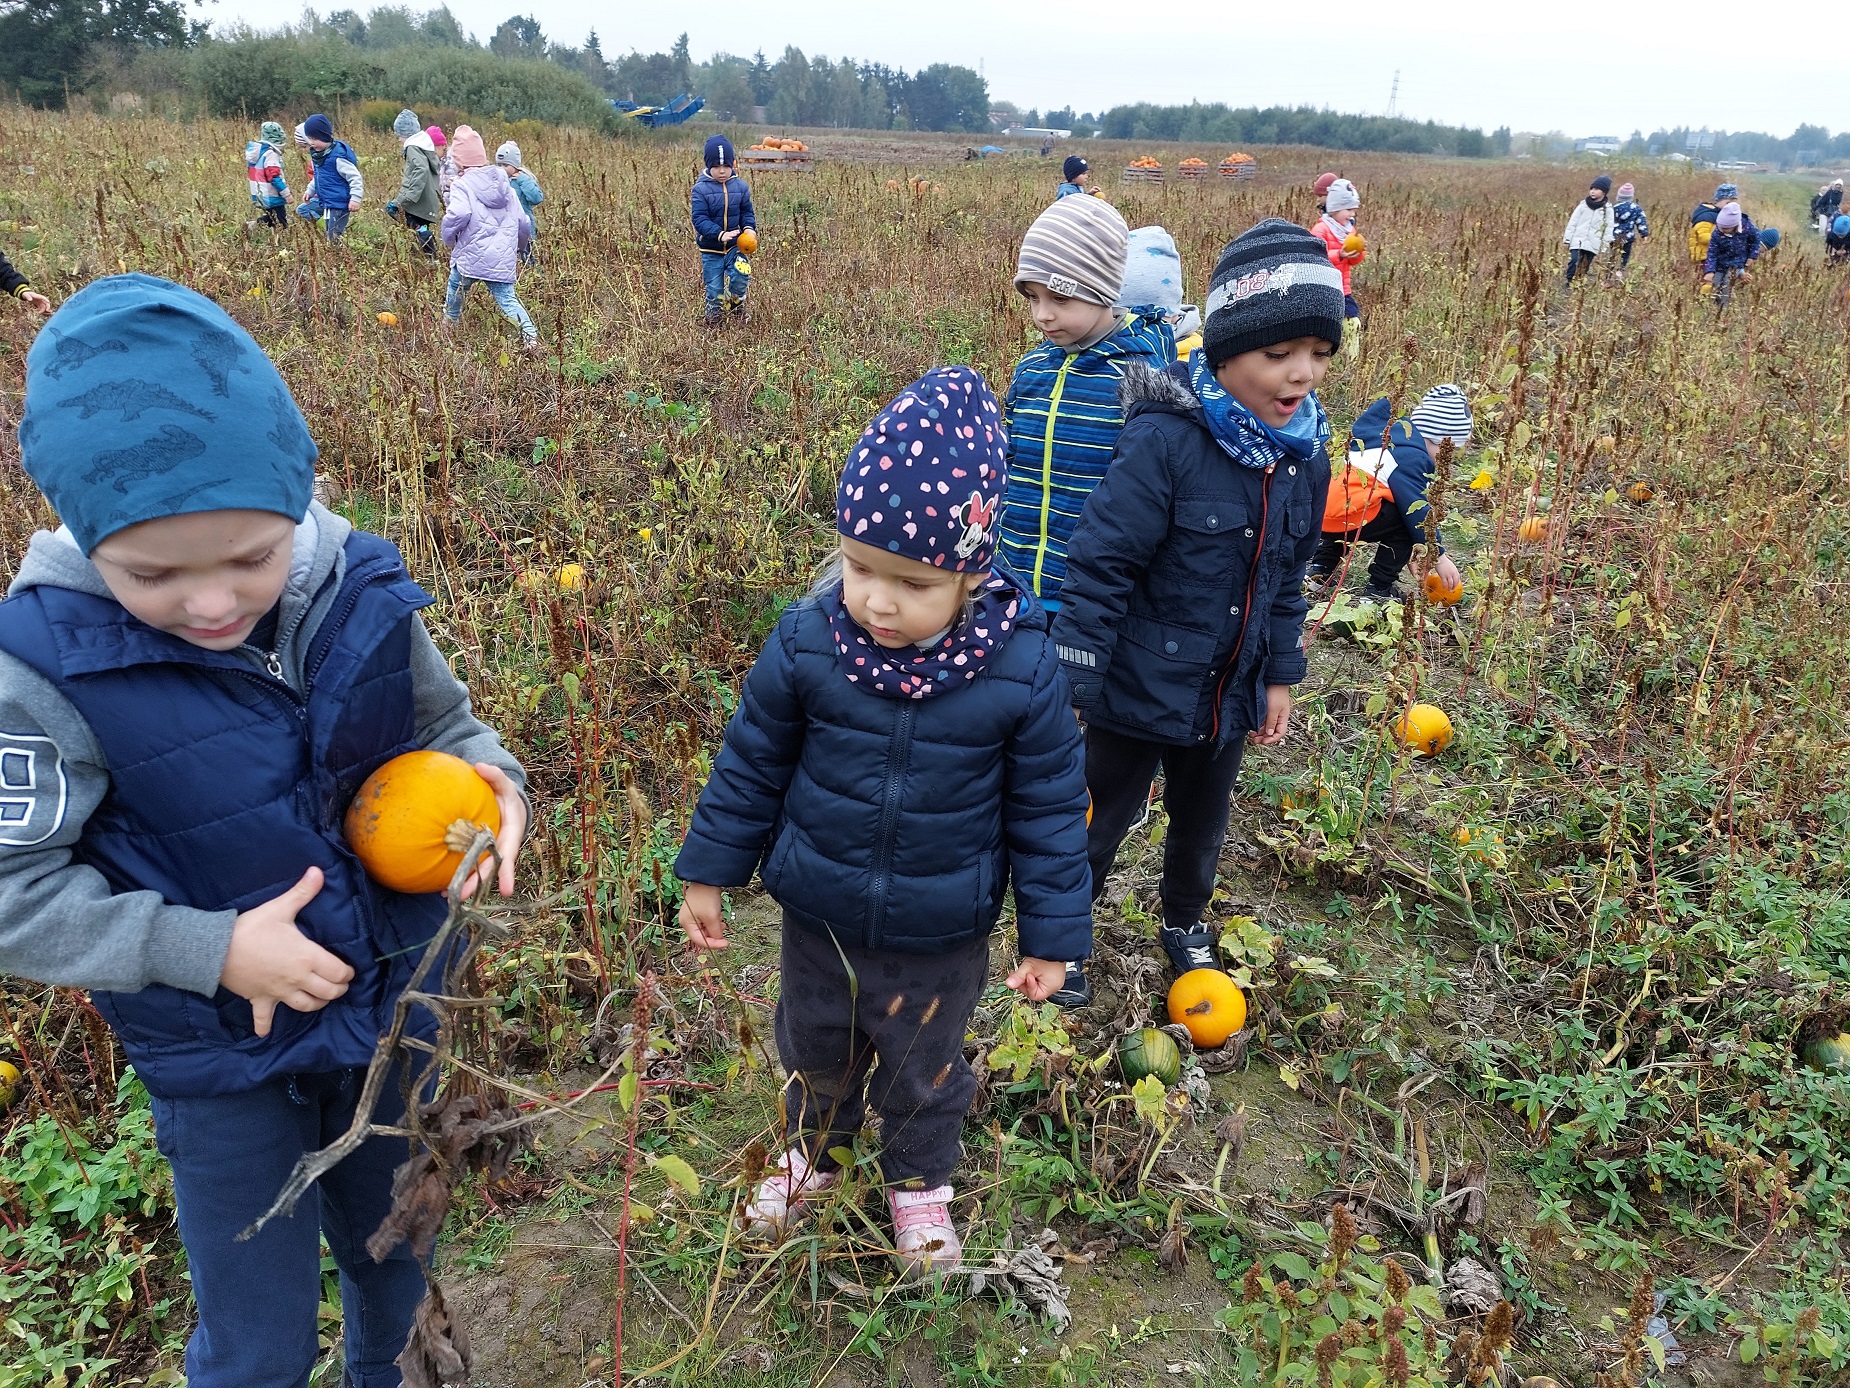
[0,0,192,106]
[906,62,988,132]
[1455,127,1487,157]
[699,52,755,120]
[747,48,772,104]
[768,44,816,125]
[417,5,466,45]
[488,12,542,60]
[1491,125,1511,156]
[668,30,690,91]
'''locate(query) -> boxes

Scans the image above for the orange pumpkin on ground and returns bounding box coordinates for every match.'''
[1627,481,1654,503]
[1395,703,1454,757]
[1518,515,1548,542]
[345,751,500,894]
[1424,570,1464,605]
[1167,969,1247,1047]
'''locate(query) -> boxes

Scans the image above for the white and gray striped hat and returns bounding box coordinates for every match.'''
[1409,385,1473,448]
[1015,195,1130,307]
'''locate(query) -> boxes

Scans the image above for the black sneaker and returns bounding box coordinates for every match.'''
[1047,962,1091,1010]
[1159,925,1220,974]
[1361,581,1407,606]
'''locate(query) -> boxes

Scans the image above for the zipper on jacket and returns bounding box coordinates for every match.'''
[865,701,918,948]
[1208,463,1276,745]
[1033,356,1075,597]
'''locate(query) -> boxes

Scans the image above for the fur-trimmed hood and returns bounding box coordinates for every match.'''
[1118,360,1200,412]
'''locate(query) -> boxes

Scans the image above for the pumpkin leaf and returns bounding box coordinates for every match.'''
[651,1154,701,1200]
[1278,1062,1302,1091]
[1738,1333,1759,1365]
[1131,1074,1169,1125]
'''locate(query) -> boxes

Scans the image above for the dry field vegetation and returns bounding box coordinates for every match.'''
[3,109,1850,1388]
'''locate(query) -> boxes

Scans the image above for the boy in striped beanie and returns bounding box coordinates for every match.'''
[998,195,1171,625]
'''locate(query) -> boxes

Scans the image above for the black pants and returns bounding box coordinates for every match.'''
[1084,723,1246,934]
[1617,238,1637,268]
[1313,508,1415,592]
[774,915,989,1189]
[254,204,287,229]
[1564,248,1596,284]
[404,213,437,258]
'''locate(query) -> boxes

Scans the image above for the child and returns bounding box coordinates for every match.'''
[496,141,545,263]
[1611,182,1649,276]
[0,274,528,1386]
[441,126,539,352]
[1827,214,1850,265]
[1056,155,1092,198]
[385,108,441,261]
[0,244,51,315]
[675,367,1090,1275]
[1704,202,1760,311]
[1817,179,1844,234]
[691,134,756,326]
[1563,175,1614,285]
[1117,225,1202,363]
[1313,172,1339,214]
[1308,178,1364,357]
[430,125,455,199]
[1309,387,1466,604]
[243,120,291,231]
[1689,182,1734,270]
[295,113,362,241]
[1051,218,1337,986]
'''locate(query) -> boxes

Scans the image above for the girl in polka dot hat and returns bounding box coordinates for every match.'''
[675,365,1092,1278]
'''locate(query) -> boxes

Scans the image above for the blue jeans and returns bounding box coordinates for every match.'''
[323,208,351,241]
[444,267,537,341]
[701,247,748,309]
[148,1066,427,1387]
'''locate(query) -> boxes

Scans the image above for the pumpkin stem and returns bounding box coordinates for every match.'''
[444,819,489,853]
[1185,999,1213,1016]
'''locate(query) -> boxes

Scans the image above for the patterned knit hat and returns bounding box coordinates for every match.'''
[1119,226,1184,314]
[1202,218,1346,366]
[837,367,1008,572]
[1062,154,1089,182]
[1717,203,1743,231]
[1715,182,1738,200]
[1015,195,1129,307]
[259,121,286,146]
[1324,178,1359,213]
[496,141,522,167]
[1408,385,1473,449]
[392,108,420,140]
[20,274,316,553]
[1617,182,1635,199]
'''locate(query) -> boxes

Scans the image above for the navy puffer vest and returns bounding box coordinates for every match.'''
[0,532,446,1097]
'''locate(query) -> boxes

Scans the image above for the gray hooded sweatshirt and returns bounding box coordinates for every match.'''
[0,503,525,999]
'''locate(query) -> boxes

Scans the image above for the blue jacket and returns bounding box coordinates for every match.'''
[1050,363,1330,747]
[998,314,1174,609]
[0,532,446,1097]
[674,581,1092,962]
[1614,201,1649,241]
[311,139,361,210]
[508,170,544,231]
[1706,225,1761,273]
[1055,182,1087,199]
[690,172,755,254]
[1332,397,1445,551]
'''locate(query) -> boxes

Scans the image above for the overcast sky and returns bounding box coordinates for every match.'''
[217,0,1844,137]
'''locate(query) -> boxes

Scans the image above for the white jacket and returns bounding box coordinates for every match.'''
[1563,199,1615,253]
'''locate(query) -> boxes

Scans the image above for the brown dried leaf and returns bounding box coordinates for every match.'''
[397,1284,473,1388]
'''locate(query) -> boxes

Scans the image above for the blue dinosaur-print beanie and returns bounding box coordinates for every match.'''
[20,274,316,554]
[837,366,1008,572]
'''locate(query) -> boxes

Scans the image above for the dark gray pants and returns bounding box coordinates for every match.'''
[774,915,990,1189]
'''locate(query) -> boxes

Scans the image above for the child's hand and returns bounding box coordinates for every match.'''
[459,763,527,898]
[1704,272,1715,283]
[20,290,51,316]
[1006,957,1067,1000]
[221,867,355,1038]
[348,198,362,211]
[1249,685,1292,746]
[680,882,728,950]
[1434,552,1463,594]
[720,229,739,244]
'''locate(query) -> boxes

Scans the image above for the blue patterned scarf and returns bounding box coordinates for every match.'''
[827,572,1023,700]
[1187,351,1330,470]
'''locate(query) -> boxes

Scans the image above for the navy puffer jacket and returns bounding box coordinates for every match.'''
[675,582,1092,961]
[1051,363,1330,747]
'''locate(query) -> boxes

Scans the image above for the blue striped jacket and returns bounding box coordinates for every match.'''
[998,314,1173,607]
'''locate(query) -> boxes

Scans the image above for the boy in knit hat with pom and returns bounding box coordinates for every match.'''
[294,113,363,241]
[0,274,528,1386]
[998,194,1171,663]
[385,108,442,261]
[1057,155,1093,198]
[1051,218,1338,997]
[691,134,757,326]
[1611,183,1649,277]
[677,367,1089,1276]
[244,120,292,231]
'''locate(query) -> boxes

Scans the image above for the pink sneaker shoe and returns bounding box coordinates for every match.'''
[742,1146,839,1240]
[888,1184,962,1277]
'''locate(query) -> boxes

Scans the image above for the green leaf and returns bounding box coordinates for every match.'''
[829,1146,856,1169]
[1646,1334,1666,1373]
[1272,1250,1314,1283]
[1738,1333,1759,1365]
[1614,607,1632,629]
[617,1070,637,1113]
[1131,1074,1169,1125]
[1407,1285,1445,1319]
[651,1153,701,1200]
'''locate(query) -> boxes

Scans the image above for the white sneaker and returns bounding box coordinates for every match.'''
[888,1184,962,1276]
[741,1146,838,1239]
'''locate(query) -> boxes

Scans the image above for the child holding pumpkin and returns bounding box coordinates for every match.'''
[691,134,757,326]
[675,367,1091,1277]
[1051,219,1337,994]
[1308,178,1365,359]
[0,274,528,1388]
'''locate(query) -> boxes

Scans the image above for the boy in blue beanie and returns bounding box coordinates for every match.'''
[296,112,364,241]
[0,275,528,1387]
[691,134,756,326]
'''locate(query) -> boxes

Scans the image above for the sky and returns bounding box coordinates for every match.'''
[213,0,1845,137]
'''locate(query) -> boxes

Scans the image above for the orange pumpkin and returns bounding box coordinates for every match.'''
[1424,570,1464,606]
[1342,233,1366,255]
[345,751,500,894]
[1167,969,1247,1047]
[736,228,758,255]
[376,311,399,327]
[1627,480,1654,503]
[1395,703,1454,757]
[1517,515,1548,543]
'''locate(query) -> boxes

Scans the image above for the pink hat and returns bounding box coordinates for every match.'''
[1617,182,1635,199]
[427,125,447,147]
[1717,202,1743,231]
[450,124,488,170]
[1314,172,1338,197]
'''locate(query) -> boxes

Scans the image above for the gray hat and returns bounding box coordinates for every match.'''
[1015,195,1130,307]
[1202,218,1347,366]
[496,140,522,167]
[1324,178,1360,213]
[392,108,420,140]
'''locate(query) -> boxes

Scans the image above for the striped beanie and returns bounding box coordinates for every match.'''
[1201,218,1346,366]
[1409,385,1473,449]
[1015,195,1129,307]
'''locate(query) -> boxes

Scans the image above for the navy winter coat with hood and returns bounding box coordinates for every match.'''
[1050,362,1331,747]
[674,579,1092,963]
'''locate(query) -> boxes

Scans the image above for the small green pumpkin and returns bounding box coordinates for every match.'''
[1802,1032,1850,1073]
[1117,1028,1182,1088]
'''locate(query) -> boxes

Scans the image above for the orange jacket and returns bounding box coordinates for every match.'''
[1311,216,1365,295]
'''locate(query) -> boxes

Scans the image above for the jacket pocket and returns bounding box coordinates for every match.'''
[1156,496,1248,593]
[759,824,798,896]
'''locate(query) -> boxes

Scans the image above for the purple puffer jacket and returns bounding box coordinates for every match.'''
[441,166,531,283]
